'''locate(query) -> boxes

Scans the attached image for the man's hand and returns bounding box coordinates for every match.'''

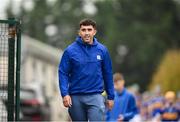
[117,114,124,122]
[63,95,72,108]
[106,100,114,110]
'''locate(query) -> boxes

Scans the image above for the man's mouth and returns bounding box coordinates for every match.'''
[84,36,90,40]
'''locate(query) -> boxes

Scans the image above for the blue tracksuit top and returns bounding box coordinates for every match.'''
[58,36,114,100]
[160,105,180,121]
[106,88,138,121]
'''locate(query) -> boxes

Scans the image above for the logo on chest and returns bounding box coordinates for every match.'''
[97,55,101,60]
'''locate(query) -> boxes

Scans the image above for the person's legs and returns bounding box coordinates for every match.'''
[83,94,105,121]
[68,95,87,121]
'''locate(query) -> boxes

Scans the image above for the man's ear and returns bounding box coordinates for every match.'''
[94,29,97,36]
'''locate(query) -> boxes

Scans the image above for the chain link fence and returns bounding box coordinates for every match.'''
[0,19,21,121]
[0,22,9,122]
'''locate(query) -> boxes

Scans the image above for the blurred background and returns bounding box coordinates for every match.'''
[0,0,180,121]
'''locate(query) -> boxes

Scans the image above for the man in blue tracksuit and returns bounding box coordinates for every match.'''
[106,73,138,121]
[160,91,180,122]
[58,19,114,121]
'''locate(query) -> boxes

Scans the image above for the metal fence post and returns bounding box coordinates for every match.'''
[0,18,21,121]
[15,20,21,121]
[7,18,16,121]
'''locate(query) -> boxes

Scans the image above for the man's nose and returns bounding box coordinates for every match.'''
[85,30,89,34]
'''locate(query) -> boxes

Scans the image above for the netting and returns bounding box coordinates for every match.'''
[0,23,8,121]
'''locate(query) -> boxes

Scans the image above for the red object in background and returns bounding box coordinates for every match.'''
[32,115,43,121]
[23,99,40,106]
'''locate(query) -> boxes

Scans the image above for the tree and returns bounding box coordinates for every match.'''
[150,50,180,93]
[94,0,180,91]
[6,0,180,91]
[7,0,88,48]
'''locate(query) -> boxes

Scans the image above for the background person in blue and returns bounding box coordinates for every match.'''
[58,19,114,121]
[160,91,180,121]
[106,73,138,121]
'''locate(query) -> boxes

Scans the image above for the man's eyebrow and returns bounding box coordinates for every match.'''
[81,27,93,30]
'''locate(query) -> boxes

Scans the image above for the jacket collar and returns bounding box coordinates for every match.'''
[116,88,126,96]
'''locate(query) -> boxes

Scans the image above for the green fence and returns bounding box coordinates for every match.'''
[0,18,21,121]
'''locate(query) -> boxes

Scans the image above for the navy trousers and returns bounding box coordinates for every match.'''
[68,94,105,121]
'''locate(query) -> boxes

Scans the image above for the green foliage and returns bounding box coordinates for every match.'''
[150,50,180,93]
[94,0,180,91]
[6,0,180,91]
[7,0,88,47]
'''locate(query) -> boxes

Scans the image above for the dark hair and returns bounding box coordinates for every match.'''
[79,18,97,29]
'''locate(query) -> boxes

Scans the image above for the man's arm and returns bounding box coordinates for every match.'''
[123,95,138,120]
[58,50,72,107]
[102,48,115,101]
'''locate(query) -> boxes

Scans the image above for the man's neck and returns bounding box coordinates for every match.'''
[116,88,125,94]
[83,40,93,45]
[88,40,93,45]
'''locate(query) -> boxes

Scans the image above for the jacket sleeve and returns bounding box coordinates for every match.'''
[58,50,71,97]
[123,94,138,120]
[102,48,114,100]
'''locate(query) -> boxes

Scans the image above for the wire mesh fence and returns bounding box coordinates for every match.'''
[0,22,9,122]
[0,19,21,121]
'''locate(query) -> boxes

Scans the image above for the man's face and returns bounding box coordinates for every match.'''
[114,80,125,92]
[165,97,175,104]
[79,25,96,44]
